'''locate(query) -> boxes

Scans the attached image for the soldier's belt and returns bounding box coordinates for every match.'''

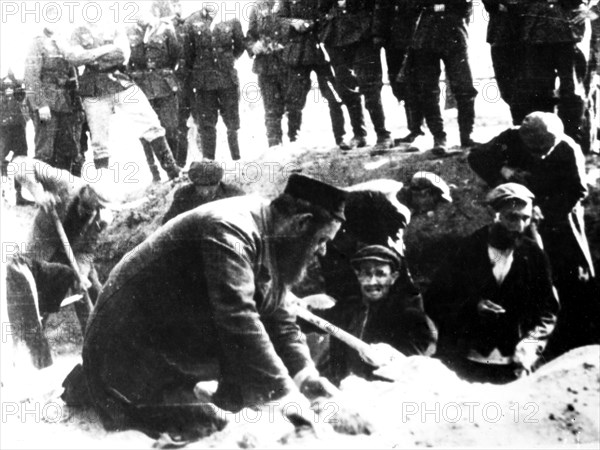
[129,68,174,76]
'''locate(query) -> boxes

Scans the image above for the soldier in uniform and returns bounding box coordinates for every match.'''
[127,9,182,182]
[57,14,180,179]
[183,5,245,161]
[247,0,290,148]
[0,70,29,205]
[519,0,593,149]
[25,24,84,176]
[280,0,351,149]
[409,0,478,154]
[482,0,525,124]
[319,0,393,152]
[382,0,426,144]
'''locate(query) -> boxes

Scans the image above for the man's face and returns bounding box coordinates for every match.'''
[194,184,219,199]
[275,218,341,286]
[355,261,399,303]
[495,201,532,243]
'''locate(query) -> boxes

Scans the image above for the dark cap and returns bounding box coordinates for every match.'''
[284,173,347,222]
[188,161,224,186]
[351,245,401,271]
[486,183,535,211]
[410,171,452,203]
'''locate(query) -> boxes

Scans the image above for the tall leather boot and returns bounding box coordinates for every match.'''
[146,136,181,180]
[457,94,476,147]
[140,138,162,182]
[287,110,302,142]
[345,96,367,140]
[200,126,217,160]
[227,129,241,161]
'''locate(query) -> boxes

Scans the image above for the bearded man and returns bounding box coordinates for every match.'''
[81,174,346,438]
[425,183,559,384]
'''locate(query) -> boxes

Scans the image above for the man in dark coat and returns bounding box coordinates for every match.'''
[425,183,559,383]
[246,0,290,148]
[318,245,437,384]
[183,6,245,160]
[162,160,244,224]
[409,0,478,154]
[127,9,182,182]
[5,157,113,368]
[280,0,350,149]
[468,112,597,358]
[82,174,346,438]
[319,0,393,152]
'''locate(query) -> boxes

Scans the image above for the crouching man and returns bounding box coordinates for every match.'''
[425,183,559,383]
[81,174,346,439]
[6,157,113,369]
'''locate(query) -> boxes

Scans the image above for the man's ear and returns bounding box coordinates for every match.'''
[390,270,400,284]
[292,213,314,234]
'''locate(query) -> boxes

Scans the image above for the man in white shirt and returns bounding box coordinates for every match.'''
[425,183,559,383]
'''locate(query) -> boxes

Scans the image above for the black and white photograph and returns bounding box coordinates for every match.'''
[1,0,599,448]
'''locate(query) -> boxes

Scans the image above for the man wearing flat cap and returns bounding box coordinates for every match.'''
[162,160,244,224]
[80,174,347,439]
[468,111,597,358]
[315,245,437,384]
[425,183,559,383]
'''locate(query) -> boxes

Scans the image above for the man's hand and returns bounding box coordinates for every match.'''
[38,191,57,213]
[300,374,339,399]
[74,276,92,292]
[513,339,540,375]
[252,40,267,55]
[290,19,313,32]
[38,106,51,122]
[500,165,530,183]
[359,343,405,368]
[477,299,506,317]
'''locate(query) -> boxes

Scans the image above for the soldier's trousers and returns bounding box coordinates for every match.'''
[33,110,83,176]
[491,44,526,124]
[149,94,179,166]
[175,77,192,167]
[258,71,288,147]
[412,46,477,140]
[82,85,166,166]
[521,43,588,149]
[385,45,425,135]
[195,87,240,160]
[286,64,346,144]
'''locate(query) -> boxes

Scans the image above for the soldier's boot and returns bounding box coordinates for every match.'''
[200,127,217,160]
[227,130,241,161]
[432,133,448,156]
[146,136,181,180]
[397,105,425,144]
[266,116,283,148]
[328,101,348,148]
[365,94,393,153]
[175,126,189,168]
[287,110,302,143]
[457,95,477,148]
[140,139,162,182]
[346,99,367,145]
[167,131,184,169]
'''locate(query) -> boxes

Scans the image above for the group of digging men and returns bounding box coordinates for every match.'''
[1,0,599,193]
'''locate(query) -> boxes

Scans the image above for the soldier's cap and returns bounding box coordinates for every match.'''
[410,171,452,203]
[284,173,347,222]
[486,183,535,211]
[519,112,564,151]
[351,245,401,272]
[188,161,224,186]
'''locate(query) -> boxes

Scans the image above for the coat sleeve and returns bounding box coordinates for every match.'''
[232,20,246,60]
[245,6,260,56]
[24,37,46,111]
[199,229,296,402]
[166,24,182,70]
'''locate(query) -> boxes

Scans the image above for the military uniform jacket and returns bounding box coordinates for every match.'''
[379,0,420,48]
[246,5,289,75]
[521,0,589,44]
[25,29,77,113]
[482,0,522,45]
[68,25,134,97]
[279,0,327,67]
[0,73,26,127]
[184,14,245,90]
[84,195,315,405]
[425,226,559,360]
[410,0,472,51]
[319,0,388,47]
[127,19,181,100]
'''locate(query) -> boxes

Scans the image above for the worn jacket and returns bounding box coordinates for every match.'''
[162,181,245,224]
[425,226,559,361]
[279,0,328,67]
[1,72,26,127]
[25,28,79,113]
[66,24,134,97]
[246,5,289,75]
[482,0,522,45]
[183,13,245,90]
[521,0,589,44]
[84,195,315,407]
[410,0,472,51]
[126,19,181,100]
[319,0,388,47]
